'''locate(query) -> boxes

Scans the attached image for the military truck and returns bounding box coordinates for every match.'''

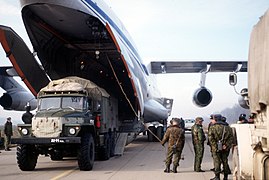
[230,9,269,180]
[12,76,118,171]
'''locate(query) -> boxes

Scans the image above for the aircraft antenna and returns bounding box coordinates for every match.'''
[107,56,138,118]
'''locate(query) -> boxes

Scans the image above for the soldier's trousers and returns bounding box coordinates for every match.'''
[212,150,230,175]
[193,144,204,171]
[165,146,183,167]
[4,135,11,150]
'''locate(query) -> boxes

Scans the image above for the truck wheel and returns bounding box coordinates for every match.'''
[147,126,156,142]
[78,133,95,171]
[156,126,163,141]
[110,132,115,157]
[17,145,38,171]
[99,135,111,160]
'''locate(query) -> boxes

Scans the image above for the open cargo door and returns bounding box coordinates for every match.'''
[0,25,49,96]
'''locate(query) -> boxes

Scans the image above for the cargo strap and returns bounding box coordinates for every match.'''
[107,56,171,153]
[107,56,138,118]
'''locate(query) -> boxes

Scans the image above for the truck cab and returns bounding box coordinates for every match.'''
[12,76,118,171]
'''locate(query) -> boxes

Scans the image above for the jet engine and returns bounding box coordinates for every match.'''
[193,87,212,107]
[0,92,37,111]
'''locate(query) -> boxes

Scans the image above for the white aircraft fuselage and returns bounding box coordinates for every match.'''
[17,0,169,124]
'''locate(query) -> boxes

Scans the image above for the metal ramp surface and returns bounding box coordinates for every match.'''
[114,133,128,156]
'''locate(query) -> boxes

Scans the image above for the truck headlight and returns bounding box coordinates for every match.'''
[21,128,28,135]
[65,125,80,136]
[69,128,76,135]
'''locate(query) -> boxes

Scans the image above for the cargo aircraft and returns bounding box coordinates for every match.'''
[0,0,247,136]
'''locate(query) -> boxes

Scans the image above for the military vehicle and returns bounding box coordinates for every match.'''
[183,119,195,132]
[230,9,269,180]
[12,76,119,171]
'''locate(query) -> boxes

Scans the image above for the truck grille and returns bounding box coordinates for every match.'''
[32,117,62,137]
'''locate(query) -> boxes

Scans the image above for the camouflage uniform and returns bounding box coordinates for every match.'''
[208,121,233,180]
[161,125,185,173]
[4,117,13,151]
[191,123,206,171]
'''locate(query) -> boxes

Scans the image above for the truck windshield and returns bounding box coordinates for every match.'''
[62,97,85,110]
[39,96,86,111]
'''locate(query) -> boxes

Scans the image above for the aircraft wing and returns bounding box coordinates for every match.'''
[150,61,247,74]
[150,61,248,108]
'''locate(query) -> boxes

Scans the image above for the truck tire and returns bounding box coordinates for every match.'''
[17,145,38,171]
[78,133,95,171]
[99,135,111,160]
[156,126,163,141]
[147,126,156,142]
[110,132,115,157]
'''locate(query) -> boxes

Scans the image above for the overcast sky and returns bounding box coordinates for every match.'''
[0,0,269,124]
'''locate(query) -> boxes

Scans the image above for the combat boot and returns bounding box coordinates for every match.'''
[210,174,220,180]
[172,166,178,173]
[164,165,170,173]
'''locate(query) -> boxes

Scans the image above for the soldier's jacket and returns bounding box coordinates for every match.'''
[4,121,13,136]
[208,121,233,152]
[161,125,185,148]
[22,111,33,124]
[191,124,206,145]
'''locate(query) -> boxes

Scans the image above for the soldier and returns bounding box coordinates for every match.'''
[208,115,215,171]
[221,116,229,126]
[161,118,185,173]
[179,117,185,131]
[4,117,13,151]
[22,105,33,124]
[208,114,233,180]
[191,117,206,172]
[220,116,232,175]
[248,113,255,124]
[237,113,248,124]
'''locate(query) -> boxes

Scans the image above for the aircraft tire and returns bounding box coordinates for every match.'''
[17,145,38,171]
[156,126,163,141]
[78,133,95,171]
[147,126,156,142]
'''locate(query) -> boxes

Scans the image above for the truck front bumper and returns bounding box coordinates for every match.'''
[11,137,81,144]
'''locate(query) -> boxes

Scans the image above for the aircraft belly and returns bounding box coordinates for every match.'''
[20,0,94,17]
[143,99,168,123]
[19,0,155,119]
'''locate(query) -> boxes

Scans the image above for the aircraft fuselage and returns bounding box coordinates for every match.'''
[19,0,169,124]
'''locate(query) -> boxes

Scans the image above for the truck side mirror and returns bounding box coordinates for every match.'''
[229,73,237,86]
